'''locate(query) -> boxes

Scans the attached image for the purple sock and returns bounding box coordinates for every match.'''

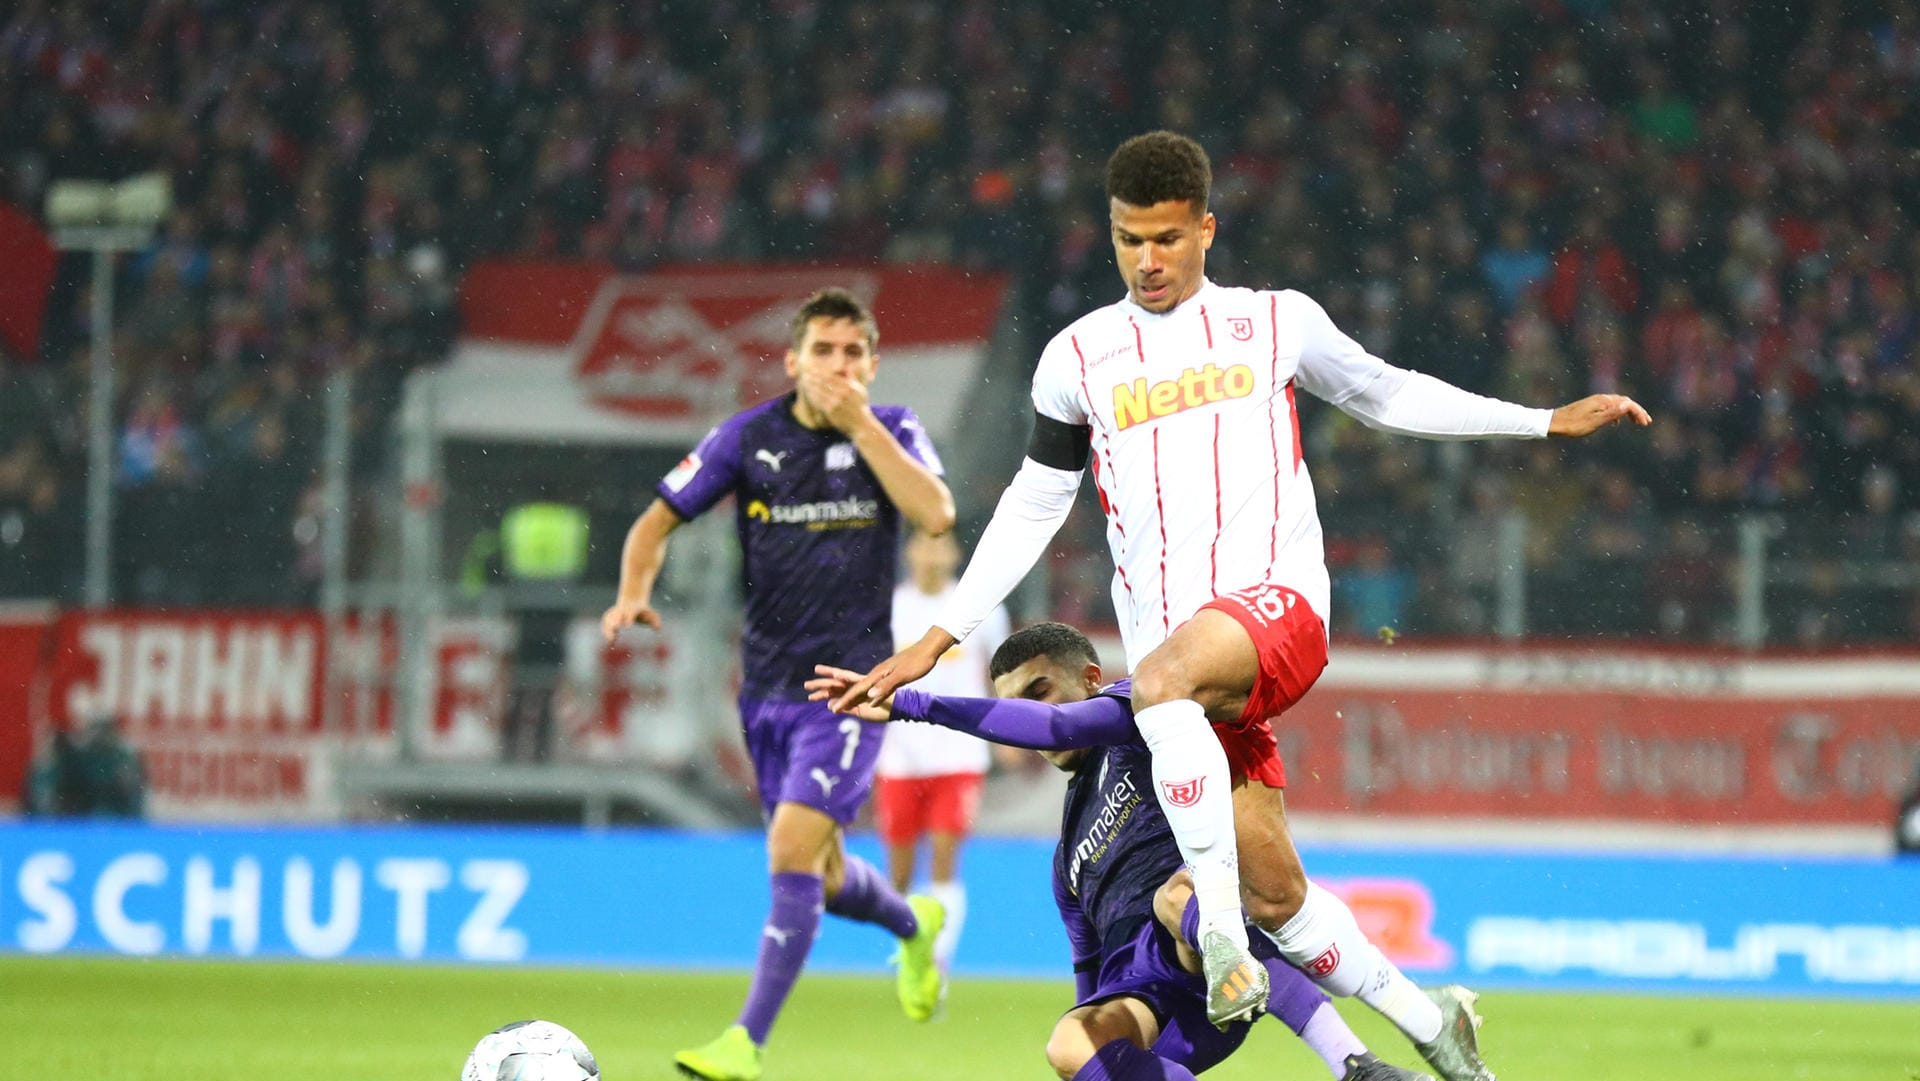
[1177,895,1325,1032]
[1073,1039,1200,1081]
[735,872,823,1045]
[1264,953,1334,1034]
[825,854,918,939]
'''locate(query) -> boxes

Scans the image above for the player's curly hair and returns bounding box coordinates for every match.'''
[1105,131,1211,212]
[790,287,879,350]
[990,622,1100,682]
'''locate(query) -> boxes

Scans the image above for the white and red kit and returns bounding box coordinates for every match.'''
[937,279,1551,672]
[874,584,1009,843]
[931,277,1548,1039]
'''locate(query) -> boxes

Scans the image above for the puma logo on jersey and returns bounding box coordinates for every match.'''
[1113,363,1256,430]
[763,924,796,947]
[810,768,839,797]
[755,448,789,472]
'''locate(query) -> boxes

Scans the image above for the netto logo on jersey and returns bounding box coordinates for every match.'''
[745,498,881,531]
[1112,363,1256,430]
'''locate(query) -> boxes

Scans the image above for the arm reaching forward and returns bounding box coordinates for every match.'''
[810,665,1136,749]
[1287,289,1649,440]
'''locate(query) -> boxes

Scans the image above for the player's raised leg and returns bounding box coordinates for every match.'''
[1235,781,1493,1081]
[775,702,943,1022]
[678,702,935,1081]
[1128,608,1266,1027]
[1155,873,1434,1081]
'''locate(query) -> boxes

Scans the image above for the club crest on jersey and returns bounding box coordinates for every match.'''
[1161,776,1205,808]
[825,442,857,470]
[1304,944,1341,977]
[663,451,703,492]
[1228,317,1255,341]
[1113,363,1256,430]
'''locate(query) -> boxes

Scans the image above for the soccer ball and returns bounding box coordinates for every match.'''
[461,1020,599,1081]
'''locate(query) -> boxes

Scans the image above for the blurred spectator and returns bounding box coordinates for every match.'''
[24,716,147,819]
[1480,217,1551,314]
[1336,538,1417,640]
[1898,765,1920,856]
[0,434,73,598]
[0,0,1914,645]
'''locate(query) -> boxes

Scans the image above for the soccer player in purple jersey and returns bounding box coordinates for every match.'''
[811,622,1434,1081]
[601,288,955,1081]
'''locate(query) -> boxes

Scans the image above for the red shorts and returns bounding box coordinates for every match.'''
[872,772,986,846]
[1197,582,1330,790]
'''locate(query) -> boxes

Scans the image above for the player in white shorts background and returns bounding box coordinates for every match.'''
[872,529,1012,978]
[835,131,1649,1081]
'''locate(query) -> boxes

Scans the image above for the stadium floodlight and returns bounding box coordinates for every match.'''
[47,172,173,607]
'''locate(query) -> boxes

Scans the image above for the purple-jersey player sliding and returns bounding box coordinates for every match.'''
[812,622,1434,1081]
[602,288,955,1081]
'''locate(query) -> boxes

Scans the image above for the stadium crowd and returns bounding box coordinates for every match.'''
[2,0,1916,642]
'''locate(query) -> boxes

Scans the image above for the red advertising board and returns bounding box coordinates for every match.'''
[30,609,685,819]
[1276,648,1920,828]
[45,610,382,818]
[0,603,55,806]
[26,616,1920,828]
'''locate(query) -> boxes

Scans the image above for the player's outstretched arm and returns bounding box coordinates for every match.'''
[806,665,899,722]
[600,499,683,642]
[1291,289,1647,443]
[1546,393,1652,437]
[813,665,1137,749]
[827,628,955,713]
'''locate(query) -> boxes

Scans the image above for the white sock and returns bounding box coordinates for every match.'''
[925,878,966,969]
[1300,1001,1369,1078]
[1264,881,1442,1044]
[1133,699,1245,949]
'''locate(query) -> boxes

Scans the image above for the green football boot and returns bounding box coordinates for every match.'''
[674,1025,762,1081]
[894,894,946,1021]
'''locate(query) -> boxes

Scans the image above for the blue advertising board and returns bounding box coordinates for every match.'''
[2,820,1915,997]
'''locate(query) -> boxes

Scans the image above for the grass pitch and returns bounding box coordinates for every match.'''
[5,956,1915,1080]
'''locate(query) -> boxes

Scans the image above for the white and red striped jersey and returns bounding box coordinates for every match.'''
[1031,280,1547,668]
[876,584,1010,778]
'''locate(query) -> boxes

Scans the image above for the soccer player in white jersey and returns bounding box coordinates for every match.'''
[835,131,1649,1081]
[873,529,1012,977]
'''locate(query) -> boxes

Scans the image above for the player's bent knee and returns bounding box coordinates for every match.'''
[1127,653,1195,712]
[1241,877,1307,931]
[1152,873,1193,936]
[1044,1020,1100,1079]
[765,804,840,877]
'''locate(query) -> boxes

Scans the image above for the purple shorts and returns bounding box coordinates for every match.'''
[739,696,886,824]
[1076,918,1252,1073]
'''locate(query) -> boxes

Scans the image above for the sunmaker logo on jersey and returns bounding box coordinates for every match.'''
[744,498,880,530]
[1067,768,1143,892]
[1112,363,1256,430]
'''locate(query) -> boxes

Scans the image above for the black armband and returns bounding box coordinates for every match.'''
[1027,412,1092,471]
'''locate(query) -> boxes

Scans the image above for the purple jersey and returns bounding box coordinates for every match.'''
[656,393,943,701]
[1050,680,1185,960]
